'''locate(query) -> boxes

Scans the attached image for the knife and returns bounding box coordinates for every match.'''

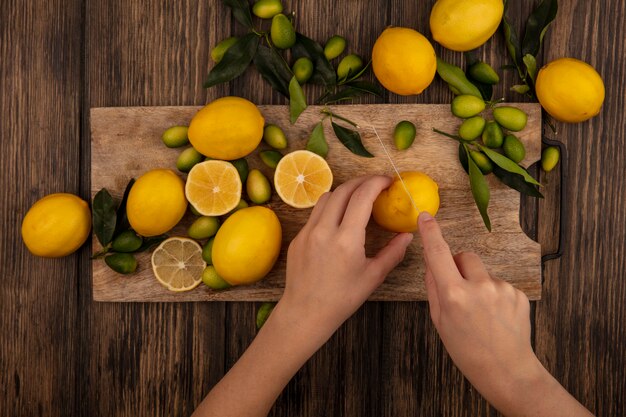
[365,124,420,213]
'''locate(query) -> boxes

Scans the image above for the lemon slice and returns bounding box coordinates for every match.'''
[185,160,242,216]
[274,150,333,208]
[151,237,206,292]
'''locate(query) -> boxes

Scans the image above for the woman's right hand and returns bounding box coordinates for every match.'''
[418,212,593,417]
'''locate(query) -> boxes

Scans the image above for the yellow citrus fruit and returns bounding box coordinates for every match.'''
[430,0,504,52]
[372,172,440,233]
[151,237,206,291]
[274,150,333,208]
[127,169,187,237]
[21,193,91,257]
[372,27,437,95]
[535,57,605,123]
[185,160,242,216]
[188,96,265,160]
[212,206,282,286]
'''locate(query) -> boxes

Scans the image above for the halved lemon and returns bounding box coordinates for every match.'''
[151,237,206,292]
[185,160,242,216]
[274,150,333,208]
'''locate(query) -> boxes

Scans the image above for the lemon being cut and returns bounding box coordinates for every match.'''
[274,150,333,208]
[151,237,206,292]
[372,171,440,233]
[185,160,242,216]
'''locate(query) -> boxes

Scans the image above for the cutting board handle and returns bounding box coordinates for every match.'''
[540,132,567,265]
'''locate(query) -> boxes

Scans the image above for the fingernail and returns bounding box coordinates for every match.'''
[403,233,414,244]
[418,211,433,223]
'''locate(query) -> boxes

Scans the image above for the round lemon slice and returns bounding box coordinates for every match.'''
[185,160,242,216]
[274,150,333,208]
[151,237,206,292]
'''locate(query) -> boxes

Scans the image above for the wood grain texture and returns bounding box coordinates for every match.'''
[78,1,228,417]
[533,1,626,415]
[90,103,542,302]
[0,0,82,416]
[2,0,625,416]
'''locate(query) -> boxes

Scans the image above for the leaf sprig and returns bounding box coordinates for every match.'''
[433,128,543,231]
[502,0,558,98]
[206,0,383,157]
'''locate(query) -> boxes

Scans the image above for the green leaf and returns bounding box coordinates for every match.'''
[511,84,531,94]
[93,188,117,246]
[338,61,371,84]
[458,143,469,174]
[464,51,479,67]
[466,72,493,101]
[331,121,374,158]
[318,89,358,104]
[204,33,259,88]
[492,165,544,198]
[522,54,538,83]
[478,145,541,186]
[500,64,518,71]
[113,178,135,238]
[521,0,558,58]
[306,122,329,157]
[292,33,336,87]
[253,45,292,97]
[256,302,277,329]
[502,0,523,68]
[222,0,253,28]
[135,235,168,253]
[288,76,307,124]
[346,80,384,96]
[436,58,482,98]
[319,81,383,105]
[465,145,491,232]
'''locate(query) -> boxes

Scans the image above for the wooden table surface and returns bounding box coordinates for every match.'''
[1,1,624,416]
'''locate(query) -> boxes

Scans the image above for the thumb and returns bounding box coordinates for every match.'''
[368,233,414,285]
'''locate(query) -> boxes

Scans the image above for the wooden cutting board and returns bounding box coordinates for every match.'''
[90,103,542,302]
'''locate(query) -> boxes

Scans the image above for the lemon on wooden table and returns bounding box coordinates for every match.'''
[151,237,206,292]
[535,57,605,123]
[185,160,242,216]
[273,150,333,209]
[21,193,91,258]
[430,0,504,52]
[212,206,282,286]
[372,27,437,96]
[188,96,265,160]
[126,169,187,237]
[372,171,440,233]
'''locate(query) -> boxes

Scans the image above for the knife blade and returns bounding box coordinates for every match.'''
[365,124,420,213]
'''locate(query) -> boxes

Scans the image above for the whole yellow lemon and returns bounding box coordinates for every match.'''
[126,169,187,237]
[535,57,605,123]
[212,206,282,286]
[372,172,440,233]
[188,96,265,160]
[21,193,91,257]
[430,0,504,52]
[372,27,437,96]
